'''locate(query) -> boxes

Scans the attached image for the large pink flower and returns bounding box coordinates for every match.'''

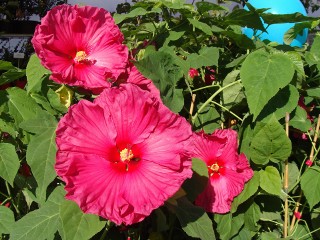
[32,4,128,90]
[192,129,253,214]
[55,83,193,225]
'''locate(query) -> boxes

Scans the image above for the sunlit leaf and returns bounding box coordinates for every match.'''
[241,50,294,120]
[259,166,282,196]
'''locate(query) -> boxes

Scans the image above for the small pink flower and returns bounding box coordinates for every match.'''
[55,84,193,225]
[204,67,216,85]
[294,211,302,220]
[305,159,313,167]
[32,5,128,91]
[191,129,253,213]
[188,68,199,79]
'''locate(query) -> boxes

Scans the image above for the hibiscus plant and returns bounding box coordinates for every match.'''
[0,0,320,240]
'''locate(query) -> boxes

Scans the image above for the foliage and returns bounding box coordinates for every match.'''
[0,0,320,239]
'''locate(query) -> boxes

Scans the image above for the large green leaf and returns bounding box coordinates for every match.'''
[0,206,15,234]
[26,119,57,202]
[0,143,20,186]
[240,50,294,120]
[301,167,320,209]
[6,87,43,128]
[231,171,260,213]
[26,54,51,93]
[225,8,265,30]
[249,115,292,165]
[134,51,184,113]
[59,200,106,240]
[175,197,215,240]
[10,202,60,240]
[259,166,282,196]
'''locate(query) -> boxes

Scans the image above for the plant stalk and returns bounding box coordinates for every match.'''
[290,114,320,232]
[283,112,290,238]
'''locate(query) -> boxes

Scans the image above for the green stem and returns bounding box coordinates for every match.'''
[5,182,20,215]
[191,80,241,123]
[211,100,243,122]
[192,84,220,92]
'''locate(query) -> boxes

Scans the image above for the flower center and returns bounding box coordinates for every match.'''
[119,148,134,163]
[74,51,88,63]
[208,163,220,177]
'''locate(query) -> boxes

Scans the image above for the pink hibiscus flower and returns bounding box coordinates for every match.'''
[55,83,193,225]
[192,129,253,213]
[32,4,128,91]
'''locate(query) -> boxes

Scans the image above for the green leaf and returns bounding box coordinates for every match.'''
[240,50,294,120]
[196,1,227,13]
[222,70,245,109]
[214,213,244,240]
[231,171,260,213]
[301,167,320,209]
[0,60,14,71]
[0,143,20,186]
[26,122,57,202]
[10,202,60,240]
[163,31,185,46]
[0,69,26,86]
[26,54,51,93]
[0,206,15,234]
[291,224,313,240]
[225,8,265,30]
[288,162,300,191]
[259,166,282,196]
[175,197,215,240]
[290,106,312,132]
[6,87,43,128]
[113,7,161,24]
[257,84,299,122]
[188,18,212,35]
[193,104,220,133]
[261,12,316,25]
[249,115,292,165]
[244,202,260,231]
[134,51,184,113]
[307,87,320,98]
[20,111,57,134]
[187,46,219,69]
[59,200,106,240]
[310,34,320,70]
[183,158,209,202]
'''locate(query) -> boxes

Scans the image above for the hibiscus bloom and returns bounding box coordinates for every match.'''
[55,83,193,225]
[188,68,199,79]
[192,129,253,213]
[32,4,128,91]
